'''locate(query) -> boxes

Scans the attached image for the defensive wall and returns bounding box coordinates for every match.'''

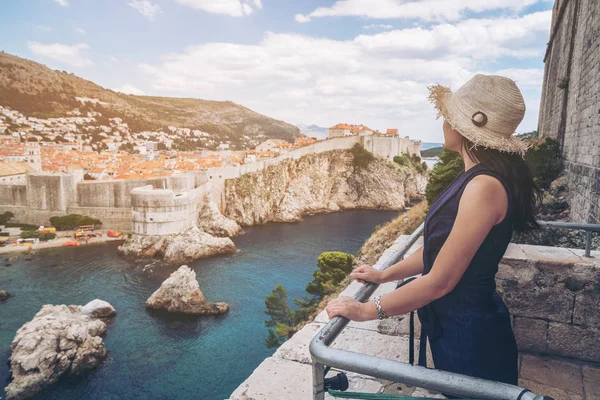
[131,185,207,235]
[230,236,600,400]
[0,135,419,232]
[538,0,600,223]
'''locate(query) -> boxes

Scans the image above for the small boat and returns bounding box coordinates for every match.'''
[107,231,122,237]
[62,241,80,247]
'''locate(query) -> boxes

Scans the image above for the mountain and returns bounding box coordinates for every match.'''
[295,123,329,140]
[0,52,300,147]
[420,142,444,151]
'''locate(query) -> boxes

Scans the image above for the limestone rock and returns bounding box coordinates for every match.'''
[5,301,116,400]
[118,226,236,265]
[0,289,9,300]
[197,197,243,237]
[146,265,229,315]
[81,299,116,318]
[224,150,427,226]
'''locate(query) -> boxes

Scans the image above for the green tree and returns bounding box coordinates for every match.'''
[264,284,298,348]
[0,211,14,225]
[350,143,374,170]
[49,214,102,230]
[424,149,464,205]
[306,252,354,298]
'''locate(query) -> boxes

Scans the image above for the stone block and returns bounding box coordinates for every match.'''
[519,354,583,395]
[274,323,323,364]
[574,292,600,327]
[547,322,600,362]
[498,277,575,323]
[518,244,585,265]
[519,378,584,400]
[503,243,529,261]
[228,356,382,400]
[583,365,600,400]
[513,317,548,353]
[331,326,411,363]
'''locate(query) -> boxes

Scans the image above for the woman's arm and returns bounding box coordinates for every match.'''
[380,246,425,282]
[351,246,424,284]
[326,175,508,321]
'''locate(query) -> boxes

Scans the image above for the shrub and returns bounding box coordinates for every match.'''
[49,214,102,231]
[305,252,354,298]
[421,161,429,171]
[393,155,410,166]
[0,211,14,225]
[6,222,38,230]
[350,143,375,170]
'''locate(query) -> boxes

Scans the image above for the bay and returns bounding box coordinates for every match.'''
[0,210,399,400]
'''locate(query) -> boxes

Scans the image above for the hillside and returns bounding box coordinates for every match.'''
[421,146,443,157]
[0,52,300,148]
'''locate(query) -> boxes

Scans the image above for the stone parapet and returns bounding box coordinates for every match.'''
[497,243,600,363]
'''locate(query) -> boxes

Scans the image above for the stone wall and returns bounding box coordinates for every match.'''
[538,0,600,223]
[26,173,76,211]
[0,184,27,206]
[130,185,207,235]
[76,178,168,208]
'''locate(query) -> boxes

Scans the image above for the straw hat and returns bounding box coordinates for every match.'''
[428,74,528,156]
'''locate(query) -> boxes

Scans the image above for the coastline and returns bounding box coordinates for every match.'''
[0,235,124,255]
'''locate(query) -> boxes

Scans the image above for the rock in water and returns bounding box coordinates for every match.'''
[146,265,229,315]
[5,300,116,400]
[118,226,236,265]
[81,299,116,318]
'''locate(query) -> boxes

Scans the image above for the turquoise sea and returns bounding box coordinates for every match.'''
[0,210,400,400]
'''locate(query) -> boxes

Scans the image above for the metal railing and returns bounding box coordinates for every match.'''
[537,220,600,257]
[309,220,599,400]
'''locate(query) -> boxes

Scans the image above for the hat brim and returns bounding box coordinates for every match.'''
[427,84,529,157]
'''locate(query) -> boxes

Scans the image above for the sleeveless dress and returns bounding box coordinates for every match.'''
[416,163,518,386]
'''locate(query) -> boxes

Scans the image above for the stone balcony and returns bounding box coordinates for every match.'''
[230,236,600,400]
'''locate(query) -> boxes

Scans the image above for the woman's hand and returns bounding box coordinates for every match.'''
[350,265,384,284]
[326,297,371,321]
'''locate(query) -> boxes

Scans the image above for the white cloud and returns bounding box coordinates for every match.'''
[128,0,162,21]
[295,14,311,23]
[137,11,551,141]
[53,0,68,6]
[173,0,262,17]
[36,25,53,32]
[299,0,549,22]
[27,42,92,68]
[75,27,86,34]
[113,84,146,95]
[363,24,394,30]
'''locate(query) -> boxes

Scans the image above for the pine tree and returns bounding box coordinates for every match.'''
[305,252,354,298]
[264,284,296,348]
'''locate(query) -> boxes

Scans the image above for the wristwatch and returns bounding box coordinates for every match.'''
[374,295,388,320]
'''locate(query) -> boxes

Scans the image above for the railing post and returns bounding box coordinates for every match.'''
[312,361,325,400]
[585,230,592,258]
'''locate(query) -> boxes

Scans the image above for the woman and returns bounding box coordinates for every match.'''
[325,74,540,386]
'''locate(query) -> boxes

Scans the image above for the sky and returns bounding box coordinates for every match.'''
[1,0,555,142]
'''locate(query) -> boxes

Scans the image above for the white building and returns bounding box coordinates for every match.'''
[0,162,33,184]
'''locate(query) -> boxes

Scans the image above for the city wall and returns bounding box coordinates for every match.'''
[0,134,421,232]
[538,0,600,223]
[131,185,207,235]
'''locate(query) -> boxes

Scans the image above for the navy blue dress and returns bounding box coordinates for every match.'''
[417,163,518,385]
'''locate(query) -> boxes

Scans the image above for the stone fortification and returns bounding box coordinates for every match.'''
[538,0,600,223]
[223,149,427,226]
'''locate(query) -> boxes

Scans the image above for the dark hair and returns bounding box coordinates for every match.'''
[461,138,541,232]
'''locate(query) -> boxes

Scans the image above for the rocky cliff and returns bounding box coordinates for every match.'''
[223,150,427,226]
